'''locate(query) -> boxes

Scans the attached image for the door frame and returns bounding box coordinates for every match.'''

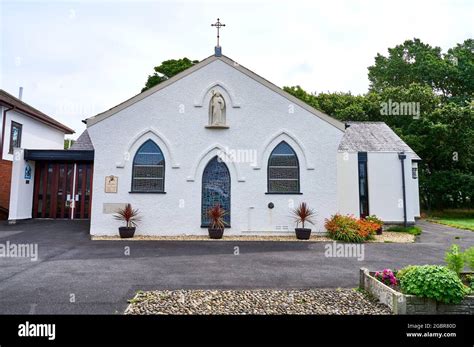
[32,161,93,219]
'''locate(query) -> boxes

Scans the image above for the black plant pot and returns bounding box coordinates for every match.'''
[295,228,312,240]
[119,227,136,239]
[208,228,224,239]
[376,227,383,235]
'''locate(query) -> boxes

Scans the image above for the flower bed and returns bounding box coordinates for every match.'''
[324,214,386,243]
[359,268,474,314]
[325,214,379,242]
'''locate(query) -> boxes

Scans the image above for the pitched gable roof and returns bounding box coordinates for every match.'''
[69,129,94,150]
[86,54,345,131]
[339,122,421,159]
[0,89,74,134]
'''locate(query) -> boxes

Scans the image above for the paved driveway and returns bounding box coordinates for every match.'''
[0,219,472,314]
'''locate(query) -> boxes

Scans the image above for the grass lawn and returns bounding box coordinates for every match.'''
[427,217,474,231]
[386,225,422,236]
[425,209,474,232]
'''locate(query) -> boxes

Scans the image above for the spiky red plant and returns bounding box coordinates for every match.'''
[114,203,141,228]
[291,202,316,229]
[207,204,227,229]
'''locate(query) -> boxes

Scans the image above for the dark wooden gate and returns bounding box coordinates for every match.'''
[32,162,93,219]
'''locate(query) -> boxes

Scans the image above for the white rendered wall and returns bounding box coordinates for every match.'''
[336,152,359,215]
[337,151,420,223]
[88,59,344,236]
[367,152,404,222]
[2,109,65,161]
[8,149,36,220]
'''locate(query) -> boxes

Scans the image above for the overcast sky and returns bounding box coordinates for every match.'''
[1,0,472,138]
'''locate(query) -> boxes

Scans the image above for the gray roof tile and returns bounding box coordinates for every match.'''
[338,122,421,159]
[69,129,94,151]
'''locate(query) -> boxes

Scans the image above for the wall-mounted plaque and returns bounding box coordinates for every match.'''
[105,175,118,193]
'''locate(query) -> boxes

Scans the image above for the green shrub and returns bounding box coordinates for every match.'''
[466,274,474,293]
[387,225,422,236]
[464,247,474,271]
[395,265,416,280]
[445,244,465,276]
[400,265,468,304]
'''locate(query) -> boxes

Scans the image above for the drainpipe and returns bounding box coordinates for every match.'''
[0,104,15,160]
[398,152,407,227]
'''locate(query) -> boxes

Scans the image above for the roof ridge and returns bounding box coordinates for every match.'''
[86,53,345,130]
[0,89,75,134]
[86,55,217,126]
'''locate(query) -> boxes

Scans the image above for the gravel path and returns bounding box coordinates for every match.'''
[93,232,414,243]
[125,289,391,315]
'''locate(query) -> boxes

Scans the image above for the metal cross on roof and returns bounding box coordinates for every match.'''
[211,18,225,47]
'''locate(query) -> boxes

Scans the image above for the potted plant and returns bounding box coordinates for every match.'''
[365,215,383,235]
[114,203,141,238]
[291,202,316,240]
[207,204,227,239]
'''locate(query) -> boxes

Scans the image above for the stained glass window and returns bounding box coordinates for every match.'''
[132,140,165,192]
[268,141,300,193]
[201,156,231,227]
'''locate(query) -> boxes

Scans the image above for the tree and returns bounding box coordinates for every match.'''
[141,58,199,92]
[368,38,474,103]
[443,39,474,103]
[283,86,375,121]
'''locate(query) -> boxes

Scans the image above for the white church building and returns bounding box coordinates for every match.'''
[9,47,421,235]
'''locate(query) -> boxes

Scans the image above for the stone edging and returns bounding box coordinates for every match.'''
[359,268,474,314]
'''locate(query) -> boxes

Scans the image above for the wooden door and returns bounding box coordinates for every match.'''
[33,162,93,219]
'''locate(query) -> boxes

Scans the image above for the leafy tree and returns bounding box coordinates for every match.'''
[141,58,199,92]
[368,38,474,103]
[283,87,375,121]
[443,39,474,103]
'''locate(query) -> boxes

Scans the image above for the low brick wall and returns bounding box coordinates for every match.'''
[359,268,474,315]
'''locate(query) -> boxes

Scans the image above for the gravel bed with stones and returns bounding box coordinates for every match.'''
[93,235,332,241]
[93,232,414,243]
[125,289,391,315]
[369,231,415,243]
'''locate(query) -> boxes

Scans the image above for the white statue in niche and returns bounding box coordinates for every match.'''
[209,90,226,126]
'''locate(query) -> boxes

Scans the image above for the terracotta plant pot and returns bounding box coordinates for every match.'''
[119,227,136,239]
[208,228,224,239]
[295,228,312,240]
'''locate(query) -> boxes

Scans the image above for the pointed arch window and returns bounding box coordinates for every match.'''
[267,141,300,194]
[131,140,165,192]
